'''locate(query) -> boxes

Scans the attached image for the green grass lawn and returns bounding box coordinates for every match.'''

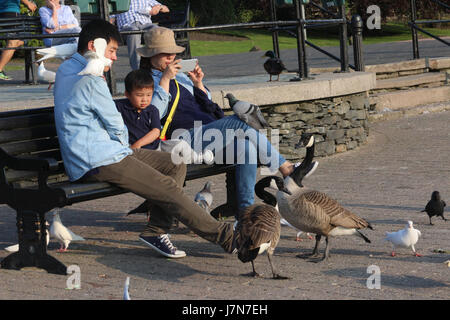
[190,22,450,56]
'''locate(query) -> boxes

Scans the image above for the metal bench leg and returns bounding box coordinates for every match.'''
[210,168,238,219]
[1,210,67,275]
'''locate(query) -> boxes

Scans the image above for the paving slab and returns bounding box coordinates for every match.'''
[0,108,449,300]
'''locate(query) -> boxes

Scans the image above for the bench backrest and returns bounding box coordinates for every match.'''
[0,16,41,35]
[0,107,67,188]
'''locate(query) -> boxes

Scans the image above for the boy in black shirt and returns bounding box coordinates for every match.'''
[115,69,161,150]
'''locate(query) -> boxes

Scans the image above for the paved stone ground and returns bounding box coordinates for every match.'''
[0,109,448,300]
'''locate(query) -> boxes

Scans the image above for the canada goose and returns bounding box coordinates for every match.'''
[421,191,447,225]
[255,176,313,241]
[276,177,373,262]
[290,133,319,188]
[236,176,291,279]
[263,50,287,82]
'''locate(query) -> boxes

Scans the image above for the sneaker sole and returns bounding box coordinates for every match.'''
[139,237,186,259]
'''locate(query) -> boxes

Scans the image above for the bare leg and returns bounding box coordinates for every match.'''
[0,40,23,72]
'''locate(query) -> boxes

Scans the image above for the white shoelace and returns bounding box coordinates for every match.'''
[160,234,176,252]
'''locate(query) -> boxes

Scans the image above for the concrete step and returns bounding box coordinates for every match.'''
[369,85,450,112]
[369,100,450,122]
[375,72,446,90]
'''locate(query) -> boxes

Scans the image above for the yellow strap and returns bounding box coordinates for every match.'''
[160,79,180,140]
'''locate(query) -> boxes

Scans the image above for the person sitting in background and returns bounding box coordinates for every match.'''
[39,0,81,47]
[115,69,161,150]
[111,0,169,70]
[0,0,37,80]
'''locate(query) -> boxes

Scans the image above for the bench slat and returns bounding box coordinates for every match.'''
[0,125,56,144]
[0,137,60,156]
[0,110,54,130]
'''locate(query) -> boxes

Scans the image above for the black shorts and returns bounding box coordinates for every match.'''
[0,12,20,18]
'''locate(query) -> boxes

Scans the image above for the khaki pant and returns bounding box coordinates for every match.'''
[86,149,234,253]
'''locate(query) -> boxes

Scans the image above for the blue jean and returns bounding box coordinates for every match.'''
[180,115,286,212]
[122,22,155,70]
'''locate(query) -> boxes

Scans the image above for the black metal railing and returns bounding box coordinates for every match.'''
[409,0,450,59]
[269,0,365,80]
[0,0,365,94]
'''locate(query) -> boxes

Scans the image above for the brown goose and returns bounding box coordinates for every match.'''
[277,177,373,262]
[235,176,291,279]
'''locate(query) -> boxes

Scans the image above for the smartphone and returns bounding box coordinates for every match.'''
[179,59,198,73]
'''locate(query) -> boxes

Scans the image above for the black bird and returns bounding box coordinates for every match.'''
[263,51,287,82]
[421,191,447,225]
[291,133,319,188]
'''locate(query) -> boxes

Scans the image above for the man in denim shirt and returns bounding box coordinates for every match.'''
[53,19,236,259]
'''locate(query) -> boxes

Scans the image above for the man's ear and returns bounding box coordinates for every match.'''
[124,90,130,99]
[86,40,95,52]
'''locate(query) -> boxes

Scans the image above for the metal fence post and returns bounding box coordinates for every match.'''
[291,0,308,80]
[410,0,420,59]
[338,1,349,72]
[351,14,364,71]
[270,0,280,58]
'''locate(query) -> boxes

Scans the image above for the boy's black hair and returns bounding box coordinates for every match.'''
[78,19,122,53]
[125,69,154,93]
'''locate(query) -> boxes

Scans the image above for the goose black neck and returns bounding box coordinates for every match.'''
[255,177,278,207]
[290,143,315,186]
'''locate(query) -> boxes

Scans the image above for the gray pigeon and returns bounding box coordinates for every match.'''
[194,181,213,213]
[421,191,447,225]
[225,93,269,130]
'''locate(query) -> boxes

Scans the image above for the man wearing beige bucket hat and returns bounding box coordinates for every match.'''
[137,27,318,221]
[54,20,237,259]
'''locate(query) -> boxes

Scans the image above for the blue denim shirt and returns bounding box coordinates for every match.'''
[54,53,133,181]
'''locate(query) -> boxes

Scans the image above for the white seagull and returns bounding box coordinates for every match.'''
[78,38,112,77]
[37,62,56,90]
[385,221,422,257]
[280,217,313,241]
[36,43,77,63]
[49,209,85,252]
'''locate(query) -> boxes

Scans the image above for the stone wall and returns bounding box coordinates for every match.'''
[238,93,370,160]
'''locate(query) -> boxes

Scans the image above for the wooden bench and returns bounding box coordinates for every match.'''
[0,106,238,275]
